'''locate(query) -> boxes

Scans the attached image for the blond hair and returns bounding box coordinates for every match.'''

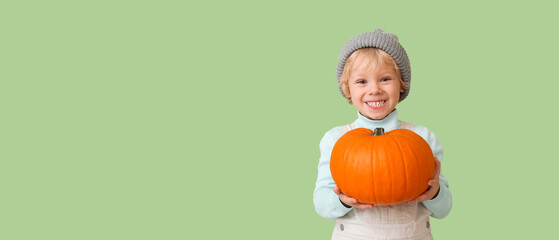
[339,48,410,104]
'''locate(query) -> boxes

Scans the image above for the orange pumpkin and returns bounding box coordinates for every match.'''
[330,128,435,205]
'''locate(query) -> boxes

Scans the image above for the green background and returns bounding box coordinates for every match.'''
[2,0,558,239]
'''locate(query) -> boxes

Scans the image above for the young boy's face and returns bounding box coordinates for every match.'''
[348,59,404,120]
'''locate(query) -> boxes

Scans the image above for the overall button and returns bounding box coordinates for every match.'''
[426,221,430,228]
[340,224,344,231]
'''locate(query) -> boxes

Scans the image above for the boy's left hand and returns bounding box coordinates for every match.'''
[410,157,441,203]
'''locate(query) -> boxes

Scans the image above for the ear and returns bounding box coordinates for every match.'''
[400,88,405,93]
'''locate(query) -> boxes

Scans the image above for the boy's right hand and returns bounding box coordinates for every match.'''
[333,185,375,209]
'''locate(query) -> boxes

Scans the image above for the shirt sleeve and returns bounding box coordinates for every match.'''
[414,125,453,219]
[313,128,353,220]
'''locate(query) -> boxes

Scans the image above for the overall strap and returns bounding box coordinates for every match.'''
[342,122,356,133]
[399,120,415,131]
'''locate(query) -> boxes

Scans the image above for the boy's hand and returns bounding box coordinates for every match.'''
[333,185,374,209]
[410,157,441,203]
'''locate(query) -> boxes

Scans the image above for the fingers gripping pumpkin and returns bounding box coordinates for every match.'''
[330,128,436,205]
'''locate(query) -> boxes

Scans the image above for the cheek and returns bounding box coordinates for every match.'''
[347,85,358,97]
[349,88,365,100]
[388,86,402,95]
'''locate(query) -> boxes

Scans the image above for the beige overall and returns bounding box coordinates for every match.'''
[331,121,433,240]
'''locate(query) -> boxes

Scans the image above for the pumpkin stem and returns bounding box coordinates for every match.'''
[371,128,385,136]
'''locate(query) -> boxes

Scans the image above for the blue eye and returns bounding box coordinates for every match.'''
[380,77,391,82]
[357,80,366,84]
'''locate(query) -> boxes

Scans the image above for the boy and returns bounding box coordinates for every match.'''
[313,28,452,240]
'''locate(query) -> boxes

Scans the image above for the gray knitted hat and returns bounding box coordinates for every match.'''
[336,28,411,102]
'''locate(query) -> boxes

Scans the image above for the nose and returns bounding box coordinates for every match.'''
[367,82,382,95]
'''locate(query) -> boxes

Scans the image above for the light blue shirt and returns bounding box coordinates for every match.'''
[313,109,452,220]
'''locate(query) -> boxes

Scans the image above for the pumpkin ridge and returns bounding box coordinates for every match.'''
[360,134,373,201]
[343,135,358,199]
[347,133,371,201]
[399,133,432,201]
[390,135,408,203]
[387,136,397,204]
[375,135,391,204]
[373,137,394,205]
[404,134,423,201]
[401,133,436,183]
[352,136,366,201]
[369,135,377,204]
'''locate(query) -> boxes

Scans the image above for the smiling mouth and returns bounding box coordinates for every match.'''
[366,101,385,108]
